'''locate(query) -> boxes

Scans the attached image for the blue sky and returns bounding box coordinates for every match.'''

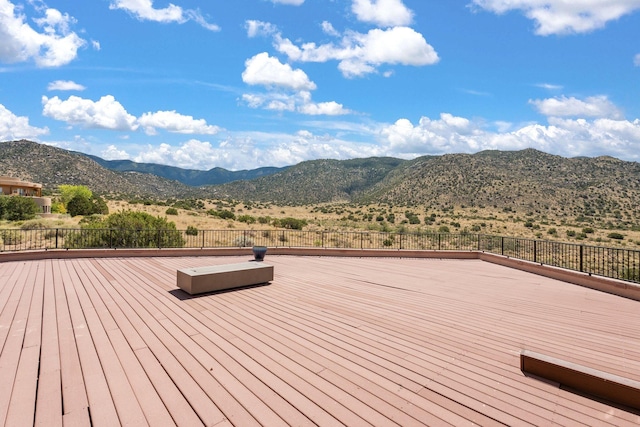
[1,0,640,170]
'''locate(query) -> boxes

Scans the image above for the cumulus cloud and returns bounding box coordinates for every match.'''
[246,20,277,38]
[377,113,640,160]
[635,53,640,66]
[109,0,220,31]
[242,52,317,91]
[47,80,86,91]
[132,132,379,170]
[242,91,351,116]
[0,103,49,140]
[275,26,439,77]
[471,0,640,35]
[0,0,85,67]
[42,95,139,131]
[41,95,222,135]
[138,110,221,135]
[352,0,414,27]
[101,144,130,160]
[321,21,340,37]
[530,95,623,119]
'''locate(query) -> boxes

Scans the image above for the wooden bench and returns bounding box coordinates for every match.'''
[521,350,640,411]
[177,262,274,295]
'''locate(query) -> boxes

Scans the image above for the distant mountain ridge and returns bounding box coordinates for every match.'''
[85,154,288,186]
[2,140,640,222]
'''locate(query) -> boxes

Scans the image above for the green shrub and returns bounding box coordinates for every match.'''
[67,195,94,217]
[547,228,557,235]
[237,215,256,224]
[185,225,198,236]
[279,217,307,230]
[0,196,39,221]
[382,238,394,247]
[0,230,22,245]
[438,225,450,233]
[166,207,179,215]
[257,216,271,224]
[566,229,576,237]
[583,227,595,234]
[65,210,184,248]
[607,232,624,240]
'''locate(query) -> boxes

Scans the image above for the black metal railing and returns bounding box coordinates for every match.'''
[1,228,639,284]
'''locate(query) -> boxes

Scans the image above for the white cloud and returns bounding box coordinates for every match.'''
[535,83,563,90]
[471,0,640,35]
[377,113,640,160]
[109,0,220,31]
[132,132,380,170]
[321,21,340,37]
[101,144,130,160]
[0,103,49,140]
[242,52,317,91]
[298,101,351,116]
[352,0,414,26]
[241,91,351,116]
[0,0,85,67]
[530,95,623,119]
[634,53,640,67]
[92,40,101,50]
[47,80,86,91]
[42,95,139,131]
[275,26,439,77]
[138,110,221,135]
[246,20,277,38]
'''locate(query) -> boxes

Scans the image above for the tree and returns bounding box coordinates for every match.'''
[91,195,109,215]
[0,196,39,221]
[58,185,92,205]
[67,195,94,217]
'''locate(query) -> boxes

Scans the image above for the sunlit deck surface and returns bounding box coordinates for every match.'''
[1,255,640,426]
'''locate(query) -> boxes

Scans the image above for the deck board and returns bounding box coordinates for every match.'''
[0,255,639,426]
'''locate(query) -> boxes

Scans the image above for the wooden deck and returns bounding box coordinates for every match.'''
[1,255,639,426]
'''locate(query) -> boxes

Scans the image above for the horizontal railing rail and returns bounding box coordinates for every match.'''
[1,228,639,284]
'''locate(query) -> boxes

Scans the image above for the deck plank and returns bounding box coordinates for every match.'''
[1,255,640,426]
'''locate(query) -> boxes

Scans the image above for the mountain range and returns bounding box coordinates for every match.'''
[2,140,640,222]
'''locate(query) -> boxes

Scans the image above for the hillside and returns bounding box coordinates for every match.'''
[85,155,287,186]
[3,140,640,225]
[0,140,196,198]
[208,157,406,204]
[363,149,640,220]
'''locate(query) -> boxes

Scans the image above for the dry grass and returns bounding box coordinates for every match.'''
[2,199,639,250]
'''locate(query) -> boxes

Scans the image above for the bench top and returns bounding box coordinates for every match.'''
[178,262,271,277]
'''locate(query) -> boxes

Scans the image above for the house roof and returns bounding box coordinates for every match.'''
[1,255,639,426]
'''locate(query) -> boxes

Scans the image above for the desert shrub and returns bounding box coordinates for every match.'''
[211,209,235,220]
[278,217,307,230]
[65,210,184,248]
[91,195,109,215]
[20,220,50,230]
[583,227,595,234]
[237,215,256,224]
[386,213,395,223]
[0,230,23,245]
[566,229,576,237]
[438,225,450,233]
[0,196,39,221]
[607,232,624,240]
[166,207,179,215]
[470,224,482,232]
[257,216,271,224]
[232,235,254,247]
[382,238,394,247]
[547,228,557,235]
[185,225,198,236]
[405,212,420,224]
